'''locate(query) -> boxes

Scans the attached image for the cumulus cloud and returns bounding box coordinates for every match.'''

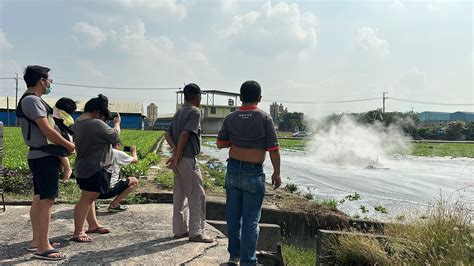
[221,1,317,55]
[117,0,186,21]
[356,26,390,56]
[0,29,13,50]
[82,19,217,84]
[220,0,238,13]
[73,22,107,49]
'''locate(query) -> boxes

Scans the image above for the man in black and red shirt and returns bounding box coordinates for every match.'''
[217,80,281,265]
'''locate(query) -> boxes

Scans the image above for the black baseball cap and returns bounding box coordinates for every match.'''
[183,83,201,95]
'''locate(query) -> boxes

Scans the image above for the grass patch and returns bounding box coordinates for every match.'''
[318,198,338,210]
[122,193,150,204]
[201,137,309,151]
[282,244,316,265]
[332,196,473,264]
[200,160,226,192]
[409,142,474,158]
[278,138,307,151]
[153,159,226,192]
[58,181,81,203]
[154,169,174,189]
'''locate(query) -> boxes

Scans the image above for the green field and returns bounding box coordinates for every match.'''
[202,137,474,158]
[2,127,164,174]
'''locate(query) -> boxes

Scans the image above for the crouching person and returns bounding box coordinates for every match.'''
[98,144,139,212]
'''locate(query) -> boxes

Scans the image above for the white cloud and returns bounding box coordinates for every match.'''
[73,22,107,49]
[90,19,217,84]
[356,26,390,56]
[117,0,187,21]
[221,1,317,55]
[391,0,406,9]
[0,29,13,50]
[220,0,238,13]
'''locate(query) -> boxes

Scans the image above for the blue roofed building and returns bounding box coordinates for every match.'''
[0,96,145,129]
[449,111,474,122]
[418,111,450,123]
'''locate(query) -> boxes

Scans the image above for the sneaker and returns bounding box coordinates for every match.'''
[189,234,214,243]
[228,256,239,265]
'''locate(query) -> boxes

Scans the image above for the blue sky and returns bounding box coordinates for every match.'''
[0,0,472,116]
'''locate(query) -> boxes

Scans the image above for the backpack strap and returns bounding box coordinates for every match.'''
[15,93,54,141]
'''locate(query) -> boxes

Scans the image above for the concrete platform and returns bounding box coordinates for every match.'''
[0,204,228,265]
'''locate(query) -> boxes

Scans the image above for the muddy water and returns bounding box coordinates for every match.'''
[202,146,473,221]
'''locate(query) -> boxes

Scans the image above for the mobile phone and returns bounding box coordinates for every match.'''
[124,146,131,152]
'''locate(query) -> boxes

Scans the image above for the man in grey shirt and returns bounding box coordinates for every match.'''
[165,83,213,243]
[16,65,75,261]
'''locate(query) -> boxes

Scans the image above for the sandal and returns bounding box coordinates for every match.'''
[27,240,60,252]
[107,205,128,213]
[33,249,66,261]
[85,227,110,234]
[70,234,92,243]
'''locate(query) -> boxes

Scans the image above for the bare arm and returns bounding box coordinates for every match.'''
[165,131,176,152]
[166,130,191,168]
[269,150,281,189]
[130,145,138,164]
[36,117,75,153]
[113,113,121,135]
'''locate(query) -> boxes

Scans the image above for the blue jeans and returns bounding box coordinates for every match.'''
[225,159,265,265]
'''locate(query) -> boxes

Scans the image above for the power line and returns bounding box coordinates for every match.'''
[389,97,474,106]
[261,97,381,104]
[1,77,179,91]
[54,82,179,91]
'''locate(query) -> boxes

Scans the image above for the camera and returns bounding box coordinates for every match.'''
[109,112,119,120]
[123,146,131,152]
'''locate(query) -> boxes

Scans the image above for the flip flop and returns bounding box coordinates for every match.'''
[70,235,93,243]
[107,205,127,213]
[33,249,66,261]
[27,240,60,252]
[85,227,110,234]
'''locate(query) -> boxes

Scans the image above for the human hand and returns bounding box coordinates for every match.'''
[66,142,75,154]
[113,113,121,125]
[166,156,179,169]
[271,173,281,189]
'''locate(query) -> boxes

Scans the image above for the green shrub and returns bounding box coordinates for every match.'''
[332,197,473,264]
[320,199,338,209]
[284,183,298,194]
[123,193,149,204]
[0,174,33,194]
[282,244,316,265]
[154,169,174,189]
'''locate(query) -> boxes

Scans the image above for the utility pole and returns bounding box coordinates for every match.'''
[382,92,389,114]
[14,73,19,126]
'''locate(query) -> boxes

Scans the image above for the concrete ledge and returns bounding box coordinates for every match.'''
[207,220,281,253]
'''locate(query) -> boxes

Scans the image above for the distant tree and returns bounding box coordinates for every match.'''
[446,121,466,140]
[466,122,474,141]
[279,112,305,132]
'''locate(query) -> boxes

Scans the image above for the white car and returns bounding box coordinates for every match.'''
[292,131,309,138]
